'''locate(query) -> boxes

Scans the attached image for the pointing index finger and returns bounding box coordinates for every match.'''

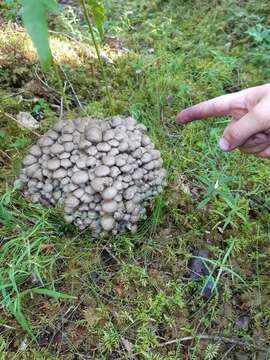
[176,93,240,124]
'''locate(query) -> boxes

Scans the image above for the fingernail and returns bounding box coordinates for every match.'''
[176,112,185,123]
[219,137,230,151]
[176,114,182,123]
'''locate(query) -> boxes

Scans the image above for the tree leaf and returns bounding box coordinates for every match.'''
[87,0,105,39]
[21,0,58,71]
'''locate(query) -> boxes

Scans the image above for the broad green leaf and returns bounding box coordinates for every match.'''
[43,0,59,12]
[21,0,59,71]
[87,0,105,39]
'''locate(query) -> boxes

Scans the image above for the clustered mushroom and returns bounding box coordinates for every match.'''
[17,116,166,235]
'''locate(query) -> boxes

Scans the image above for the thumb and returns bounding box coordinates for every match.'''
[219,104,269,152]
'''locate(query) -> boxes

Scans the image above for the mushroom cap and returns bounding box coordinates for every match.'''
[91,177,105,192]
[47,158,61,171]
[65,195,80,208]
[101,215,115,231]
[29,145,42,157]
[95,165,110,177]
[102,200,118,213]
[51,143,65,154]
[71,171,89,184]
[102,187,117,200]
[85,126,102,143]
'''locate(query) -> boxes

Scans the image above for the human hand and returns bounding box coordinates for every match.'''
[176,84,270,158]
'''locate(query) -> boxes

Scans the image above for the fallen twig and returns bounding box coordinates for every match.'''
[34,65,69,106]
[155,335,270,353]
[2,90,25,99]
[0,149,11,160]
[1,324,16,330]
[34,65,59,95]
[60,65,85,112]
[220,344,236,360]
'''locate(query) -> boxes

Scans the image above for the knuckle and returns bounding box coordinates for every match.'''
[226,125,241,143]
[251,107,269,128]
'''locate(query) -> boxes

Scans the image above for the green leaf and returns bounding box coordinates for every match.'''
[21,0,59,71]
[23,287,76,300]
[87,0,105,39]
[8,299,35,339]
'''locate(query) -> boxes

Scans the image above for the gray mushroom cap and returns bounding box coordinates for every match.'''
[102,187,117,200]
[95,165,110,177]
[51,143,65,154]
[101,215,115,231]
[91,177,105,192]
[47,159,61,170]
[72,171,89,185]
[85,126,102,143]
[102,200,118,213]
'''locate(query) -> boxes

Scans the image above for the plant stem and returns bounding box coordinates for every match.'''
[52,60,71,117]
[155,334,270,352]
[80,0,113,110]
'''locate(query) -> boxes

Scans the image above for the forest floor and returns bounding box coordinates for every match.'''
[0,0,270,359]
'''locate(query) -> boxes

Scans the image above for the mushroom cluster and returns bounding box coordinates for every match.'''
[17,116,166,235]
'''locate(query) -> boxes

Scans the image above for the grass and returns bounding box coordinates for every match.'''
[0,0,270,358]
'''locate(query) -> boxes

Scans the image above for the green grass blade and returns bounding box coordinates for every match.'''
[22,287,76,300]
[8,299,35,339]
